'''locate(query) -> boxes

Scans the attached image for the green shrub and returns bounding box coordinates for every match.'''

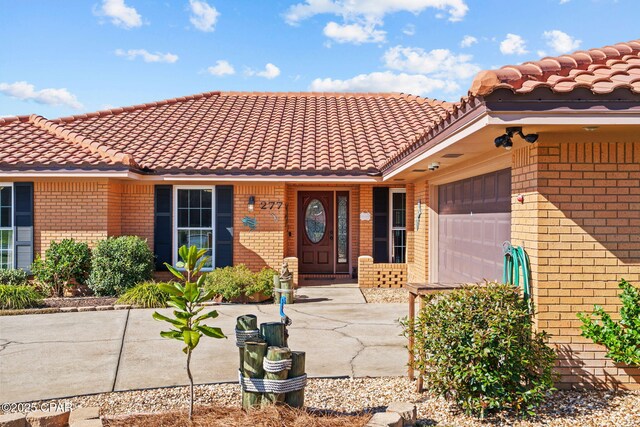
[31,239,91,296]
[245,267,277,298]
[402,282,556,418]
[88,236,154,296]
[0,285,43,309]
[578,279,640,366]
[203,265,254,301]
[0,269,28,286]
[203,265,276,302]
[117,282,171,308]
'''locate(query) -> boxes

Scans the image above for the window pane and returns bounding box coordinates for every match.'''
[201,208,212,228]
[0,230,12,269]
[178,208,188,228]
[392,229,406,263]
[189,208,201,228]
[337,196,348,264]
[202,189,212,206]
[189,189,201,207]
[0,187,11,228]
[392,192,406,228]
[177,229,212,268]
[305,199,326,244]
[178,189,189,207]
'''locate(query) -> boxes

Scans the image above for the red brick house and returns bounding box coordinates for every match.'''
[1,39,639,389]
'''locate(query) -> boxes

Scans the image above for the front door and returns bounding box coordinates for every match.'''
[298,191,334,274]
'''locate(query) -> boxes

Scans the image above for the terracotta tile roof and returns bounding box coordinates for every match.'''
[470,40,640,96]
[49,91,455,174]
[0,115,137,170]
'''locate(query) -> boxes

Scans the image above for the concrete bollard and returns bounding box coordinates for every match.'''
[366,411,403,427]
[25,411,70,427]
[386,402,417,426]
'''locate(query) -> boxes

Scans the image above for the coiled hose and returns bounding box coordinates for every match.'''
[502,242,531,302]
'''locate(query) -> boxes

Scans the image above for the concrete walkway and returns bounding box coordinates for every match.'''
[0,286,408,403]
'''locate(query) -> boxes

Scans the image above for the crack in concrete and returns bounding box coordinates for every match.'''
[0,339,23,353]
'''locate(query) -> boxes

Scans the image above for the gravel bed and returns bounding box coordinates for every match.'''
[43,297,118,308]
[361,288,410,303]
[15,377,640,426]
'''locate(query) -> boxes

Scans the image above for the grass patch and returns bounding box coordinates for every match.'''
[0,285,44,310]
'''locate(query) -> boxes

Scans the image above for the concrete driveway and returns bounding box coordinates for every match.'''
[0,285,409,403]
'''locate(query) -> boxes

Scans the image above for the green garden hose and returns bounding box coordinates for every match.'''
[502,243,531,301]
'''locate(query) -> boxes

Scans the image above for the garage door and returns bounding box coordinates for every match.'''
[437,169,511,284]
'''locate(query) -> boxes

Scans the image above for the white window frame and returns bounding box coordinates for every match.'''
[0,183,14,270]
[173,185,216,271]
[389,188,407,264]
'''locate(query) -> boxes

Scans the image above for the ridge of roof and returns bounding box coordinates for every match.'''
[27,114,141,170]
[54,90,222,123]
[470,39,640,96]
[51,90,453,124]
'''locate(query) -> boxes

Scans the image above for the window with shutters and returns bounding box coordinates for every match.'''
[173,186,215,269]
[389,189,406,263]
[0,184,13,270]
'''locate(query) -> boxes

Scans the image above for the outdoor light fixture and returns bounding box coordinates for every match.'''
[428,161,440,171]
[248,196,255,212]
[494,127,538,150]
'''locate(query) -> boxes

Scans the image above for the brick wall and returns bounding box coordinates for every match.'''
[408,180,429,284]
[358,256,408,287]
[121,184,154,249]
[234,184,286,271]
[512,139,640,390]
[34,180,111,256]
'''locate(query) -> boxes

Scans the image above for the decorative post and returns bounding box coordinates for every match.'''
[279,260,294,304]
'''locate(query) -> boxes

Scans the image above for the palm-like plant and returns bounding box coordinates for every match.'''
[153,245,225,420]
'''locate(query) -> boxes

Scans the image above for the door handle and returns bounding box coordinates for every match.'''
[329,231,333,240]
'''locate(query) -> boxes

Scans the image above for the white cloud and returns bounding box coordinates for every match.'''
[309,71,459,96]
[189,0,219,32]
[543,30,581,54]
[207,60,235,76]
[383,45,480,79]
[537,50,548,58]
[323,21,385,44]
[460,35,477,48]
[0,81,83,110]
[500,33,528,55]
[115,49,178,63]
[285,0,469,24]
[402,24,416,36]
[246,63,281,79]
[559,0,570,4]
[96,0,142,29]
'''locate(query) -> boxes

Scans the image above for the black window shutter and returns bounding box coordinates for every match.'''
[372,187,389,263]
[13,182,34,271]
[215,186,233,268]
[154,185,172,271]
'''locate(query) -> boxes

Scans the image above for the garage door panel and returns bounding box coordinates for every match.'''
[437,168,511,285]
[438,213,510,284]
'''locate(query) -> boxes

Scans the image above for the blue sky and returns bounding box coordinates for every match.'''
[1,0,638,118]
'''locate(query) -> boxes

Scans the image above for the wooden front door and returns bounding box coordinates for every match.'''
[298,191,334,274]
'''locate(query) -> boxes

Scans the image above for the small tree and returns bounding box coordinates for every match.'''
[31,239,91,296]
[153,245,225,420]
[578,279,640,366]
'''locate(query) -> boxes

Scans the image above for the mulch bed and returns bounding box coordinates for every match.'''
[43,297,118,308]
[104,405,370,427]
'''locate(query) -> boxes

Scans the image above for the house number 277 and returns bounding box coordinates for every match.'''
[260,201,283,210]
